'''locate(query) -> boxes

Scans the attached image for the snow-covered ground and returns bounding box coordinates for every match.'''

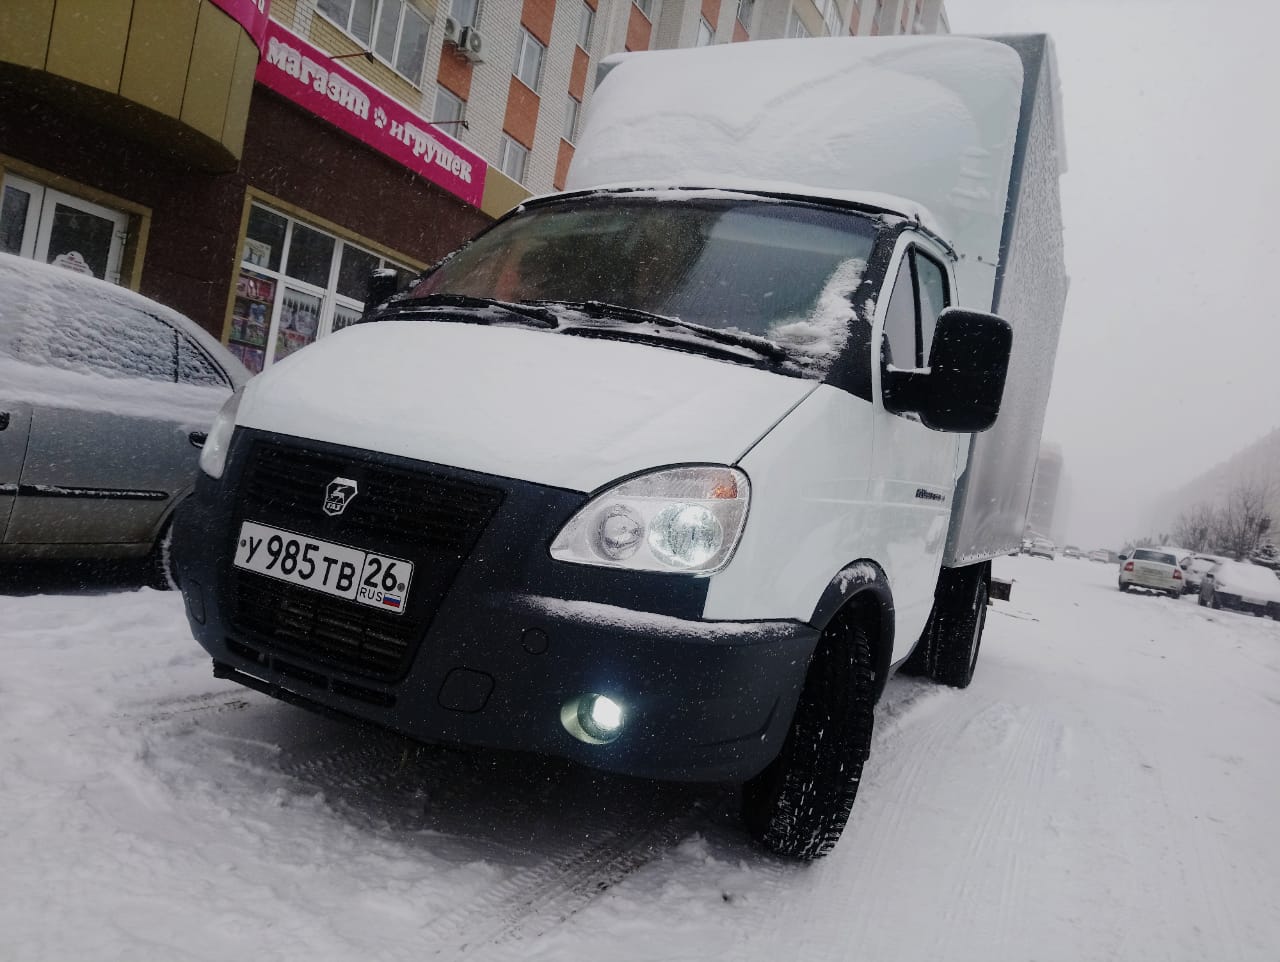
[3,555,1279,961]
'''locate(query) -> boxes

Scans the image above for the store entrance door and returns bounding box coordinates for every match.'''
[0,174,128,284]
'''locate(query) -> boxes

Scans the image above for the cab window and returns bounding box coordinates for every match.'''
[881,245,951,370]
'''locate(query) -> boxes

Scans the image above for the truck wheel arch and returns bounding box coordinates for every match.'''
[807,561,896,702]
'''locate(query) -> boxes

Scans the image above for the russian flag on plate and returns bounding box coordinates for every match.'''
[382,594,402,609]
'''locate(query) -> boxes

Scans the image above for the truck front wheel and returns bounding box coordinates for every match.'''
[741,605,876,860]
[906,563,989,689]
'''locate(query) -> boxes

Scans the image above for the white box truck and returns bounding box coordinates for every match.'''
[176,35,1066,859]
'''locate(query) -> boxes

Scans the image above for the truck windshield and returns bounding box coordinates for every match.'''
[409,194,882,374]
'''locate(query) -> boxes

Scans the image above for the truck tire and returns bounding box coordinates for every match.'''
[908,563,989,689]
[741,605,876,861]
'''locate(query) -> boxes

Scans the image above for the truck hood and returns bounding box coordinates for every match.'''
[235,321,818,492]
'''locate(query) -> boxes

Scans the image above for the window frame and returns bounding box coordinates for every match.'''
[315,0,430,87]
[696,17,714,46]
[880,238,952,372]
[634,0,654,18]
[450,0,480,28]
[433,86,466,133]
[513,28,546,92]
[562,96,581,144]
[498,135,530,184]
[577,2,595,50]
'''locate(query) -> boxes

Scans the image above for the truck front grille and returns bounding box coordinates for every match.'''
[227,439,505,680]
[229,573,416,680]
[240,441,504,553]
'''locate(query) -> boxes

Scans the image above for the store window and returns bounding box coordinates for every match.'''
[498,135,530,184]
[577,3,594,49]
[228,203,413,373]
[563,96,580,143]
[316,0,430,85]
[1,172,129,284]
[513,28,545,91]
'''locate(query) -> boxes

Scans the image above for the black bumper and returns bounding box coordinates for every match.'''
[174,430,817,783]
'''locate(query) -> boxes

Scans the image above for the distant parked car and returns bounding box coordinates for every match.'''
[1198,561,1280,617]
[1089,549,1110,563]
[1118,548,1184,597]
[1028,538,1056,560]
[0,253,248,584]
[1062,545,1082,558]
[1183,553,1230,596]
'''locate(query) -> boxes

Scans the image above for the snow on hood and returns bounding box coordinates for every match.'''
[234,321,819,492]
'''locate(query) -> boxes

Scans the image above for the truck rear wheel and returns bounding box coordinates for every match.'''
[741,605,876,860]
[907,563,989,689]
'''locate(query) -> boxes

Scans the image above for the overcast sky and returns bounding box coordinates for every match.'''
[945,0,1280,547]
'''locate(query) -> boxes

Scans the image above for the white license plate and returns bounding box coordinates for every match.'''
[233,521,413,615]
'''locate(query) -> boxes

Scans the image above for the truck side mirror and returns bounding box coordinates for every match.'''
[883,308,1012,433]
[364,268,401,317]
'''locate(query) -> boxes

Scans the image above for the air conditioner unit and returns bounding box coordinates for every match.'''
[459,25,485,63]
[442,15,461,45]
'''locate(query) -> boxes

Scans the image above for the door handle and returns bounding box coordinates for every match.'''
[0,412,9,431]
[189,431,207,448]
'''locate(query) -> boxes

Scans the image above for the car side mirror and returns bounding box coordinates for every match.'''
[883,308,1013,433]
[364,268,401,316]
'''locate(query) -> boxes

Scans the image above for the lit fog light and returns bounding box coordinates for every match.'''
[561,693,625,744]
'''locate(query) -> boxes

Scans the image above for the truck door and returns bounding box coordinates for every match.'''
[870,237,962,660]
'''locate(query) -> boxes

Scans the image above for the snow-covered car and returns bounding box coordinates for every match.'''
[0,253,248,582]
[1183,553,1230,595]
[1198,561,1280,617]
[1118,548,1184,597]
[1089,549,1110,562]
[1028,538,1056,560]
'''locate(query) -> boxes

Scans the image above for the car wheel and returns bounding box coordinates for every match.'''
[1119,579,1130,592]
[146,517,179,591]
[742,604,875,861]
[1168,589,1180,599]
[911,565,989,689]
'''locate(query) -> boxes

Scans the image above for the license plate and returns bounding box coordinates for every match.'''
[233,521,413,614]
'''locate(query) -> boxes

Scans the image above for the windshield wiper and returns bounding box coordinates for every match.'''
[526,299,790,362]
[378,293,560,328]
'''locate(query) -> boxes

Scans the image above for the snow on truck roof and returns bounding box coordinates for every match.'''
[566,35,1026,282]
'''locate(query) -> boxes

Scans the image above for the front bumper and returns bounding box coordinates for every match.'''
[174,430,818,783]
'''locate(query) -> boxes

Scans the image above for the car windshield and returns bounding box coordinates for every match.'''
[1132,550,1177,565]
[409,195,882,374]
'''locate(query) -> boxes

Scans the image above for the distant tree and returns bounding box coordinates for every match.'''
[1173,503,1217,553]
[1211,481,1274,561]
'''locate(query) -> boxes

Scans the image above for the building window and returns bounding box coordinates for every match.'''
[433,87,466,135]
[577,2,595,49]
[450,0,480,28]
[498,135,530,184]
[316,0,430,85]
[815,0,843,35]
[513,28,546,92]
[230,202,413,373]
[785,11,812,38]
[563,96,581,143]
[634,0,654,17]
[696,17,714,46]
[737,0,754,25]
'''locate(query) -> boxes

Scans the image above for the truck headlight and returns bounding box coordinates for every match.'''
[198,387,243,479]
[550,466,750,575]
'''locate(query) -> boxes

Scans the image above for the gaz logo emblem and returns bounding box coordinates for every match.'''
[323,477,359,517]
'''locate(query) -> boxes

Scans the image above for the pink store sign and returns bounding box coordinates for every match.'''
[209,0,271,47]
[256,21,487,209]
